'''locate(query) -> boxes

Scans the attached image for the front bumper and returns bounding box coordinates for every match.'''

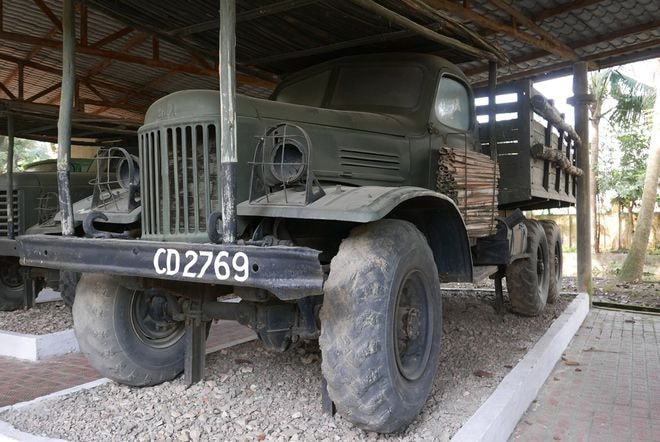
[18,235,324,300]
[0,238,18,257]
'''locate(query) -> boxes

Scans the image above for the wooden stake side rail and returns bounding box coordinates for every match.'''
[437,146,499,238]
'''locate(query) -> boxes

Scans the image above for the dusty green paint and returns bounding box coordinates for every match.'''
[139,53,479,240]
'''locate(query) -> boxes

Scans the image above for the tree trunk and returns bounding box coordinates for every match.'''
[619,60,660,282]
[589,113,600,253]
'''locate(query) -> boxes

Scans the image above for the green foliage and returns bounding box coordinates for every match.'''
[598,122,650,208]
[594,66,656,209]
[0,136,55,173]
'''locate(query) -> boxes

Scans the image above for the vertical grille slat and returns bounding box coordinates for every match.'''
[182,127,189,233]
[191,125,200,232]
[139,122,220,241]
[0,190,20,236]
[161,128,171,234]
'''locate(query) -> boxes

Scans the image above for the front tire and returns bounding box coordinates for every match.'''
[0,257,25,311]
[320,219,442,433]
[73,273,186,386]
[506,220,550,316]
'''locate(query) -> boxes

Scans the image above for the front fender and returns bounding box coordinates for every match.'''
[238,186,473,282]
[238,186,450,222]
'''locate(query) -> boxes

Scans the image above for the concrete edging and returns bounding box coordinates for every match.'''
[451,293,590,442]
[0,330,79,361]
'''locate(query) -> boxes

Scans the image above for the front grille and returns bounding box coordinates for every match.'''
[139,123,220,240]
[0,190,20,236]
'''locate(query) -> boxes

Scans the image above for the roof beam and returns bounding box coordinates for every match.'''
[0,80,16,100]
[237,0,320,22]
[464,19,660,77]
[486,0,579,60]
[89,26,134,48]
[473,38,660,87]
[421,0,580,60]
[0,30,217,77]
[536,0,605,22]
[0,51,159,103]
[33,0,62,31]
[350,0,500,61]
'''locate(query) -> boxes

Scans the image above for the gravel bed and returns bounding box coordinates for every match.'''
[0,290,571,441]
[0,301,72,335]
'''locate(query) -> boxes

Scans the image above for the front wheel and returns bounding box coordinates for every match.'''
[73,274,186,386]
[0,257,25,311]
[320,219,442,433]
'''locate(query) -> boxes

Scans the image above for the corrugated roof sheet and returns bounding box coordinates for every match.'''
[0,0,657,131]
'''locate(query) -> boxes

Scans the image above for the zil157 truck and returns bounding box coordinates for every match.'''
[18,53,581,433]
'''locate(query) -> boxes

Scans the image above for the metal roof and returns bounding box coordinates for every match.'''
[0,0,658,129]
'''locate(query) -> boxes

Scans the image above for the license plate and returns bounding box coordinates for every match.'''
[153,248,249,282]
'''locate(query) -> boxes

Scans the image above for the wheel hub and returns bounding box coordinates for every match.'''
[394,271,432,382]
[130,291,184,348]
[0,259,23,288]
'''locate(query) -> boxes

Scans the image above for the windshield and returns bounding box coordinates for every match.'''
[330,65,424,110]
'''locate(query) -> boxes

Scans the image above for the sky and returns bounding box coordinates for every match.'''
[533,58,657,130]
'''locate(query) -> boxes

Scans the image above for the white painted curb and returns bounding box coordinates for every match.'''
[0,330,79,361]
[451,293,590,442]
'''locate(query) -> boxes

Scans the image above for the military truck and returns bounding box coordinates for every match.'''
[0,158,95,310]
[19,53,581,432]
[1,149,140,310]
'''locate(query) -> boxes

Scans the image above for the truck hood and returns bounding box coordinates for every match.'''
[142,90,409,137]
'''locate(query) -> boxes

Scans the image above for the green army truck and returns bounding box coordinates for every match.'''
[0,158,95,310]
[19,53,581,432]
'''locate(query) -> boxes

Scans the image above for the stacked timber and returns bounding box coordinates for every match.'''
[436,146,500,238]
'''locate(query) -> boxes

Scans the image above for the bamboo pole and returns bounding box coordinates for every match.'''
[219,0,237,244]
[57,0,75,236]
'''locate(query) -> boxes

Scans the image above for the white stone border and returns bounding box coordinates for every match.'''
[451,293,590,442]
[0,330,79,361]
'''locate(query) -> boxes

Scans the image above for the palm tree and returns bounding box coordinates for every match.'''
[588,68,654,253]
[619,59,660,282]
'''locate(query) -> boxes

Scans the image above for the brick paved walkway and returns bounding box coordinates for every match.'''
[511,308,660,442]
[0,320,255,408]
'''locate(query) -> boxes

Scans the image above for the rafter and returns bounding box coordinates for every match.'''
[26,82,61,102]
[422,0,579,61]
[464,19,660,77]
[32,0,62,31]
[89,26,134,49]
[350,0,500,61]
[3,25,58,85]
[472,38,660,87]
[0,80,16,100]
[0,30,277,89]
[536,0,605,22]
[487,0,579,60]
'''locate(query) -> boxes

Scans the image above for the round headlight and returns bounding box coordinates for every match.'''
[116,155,140,190]
[269,138,306,185]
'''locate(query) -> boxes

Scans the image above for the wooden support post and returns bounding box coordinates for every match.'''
[80,4,88,46]
[6,112,15,239]
[57,0,75,237]
[17,63,23,100]
[219,0,237,244]
[488,61,497,161]
[572,61,592,296]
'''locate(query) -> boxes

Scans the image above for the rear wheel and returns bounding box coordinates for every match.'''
[320,219,442,433]
[73,273,186,386]
[506,220,550,316]
[0,257,25,311]
[540,220,562,304]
